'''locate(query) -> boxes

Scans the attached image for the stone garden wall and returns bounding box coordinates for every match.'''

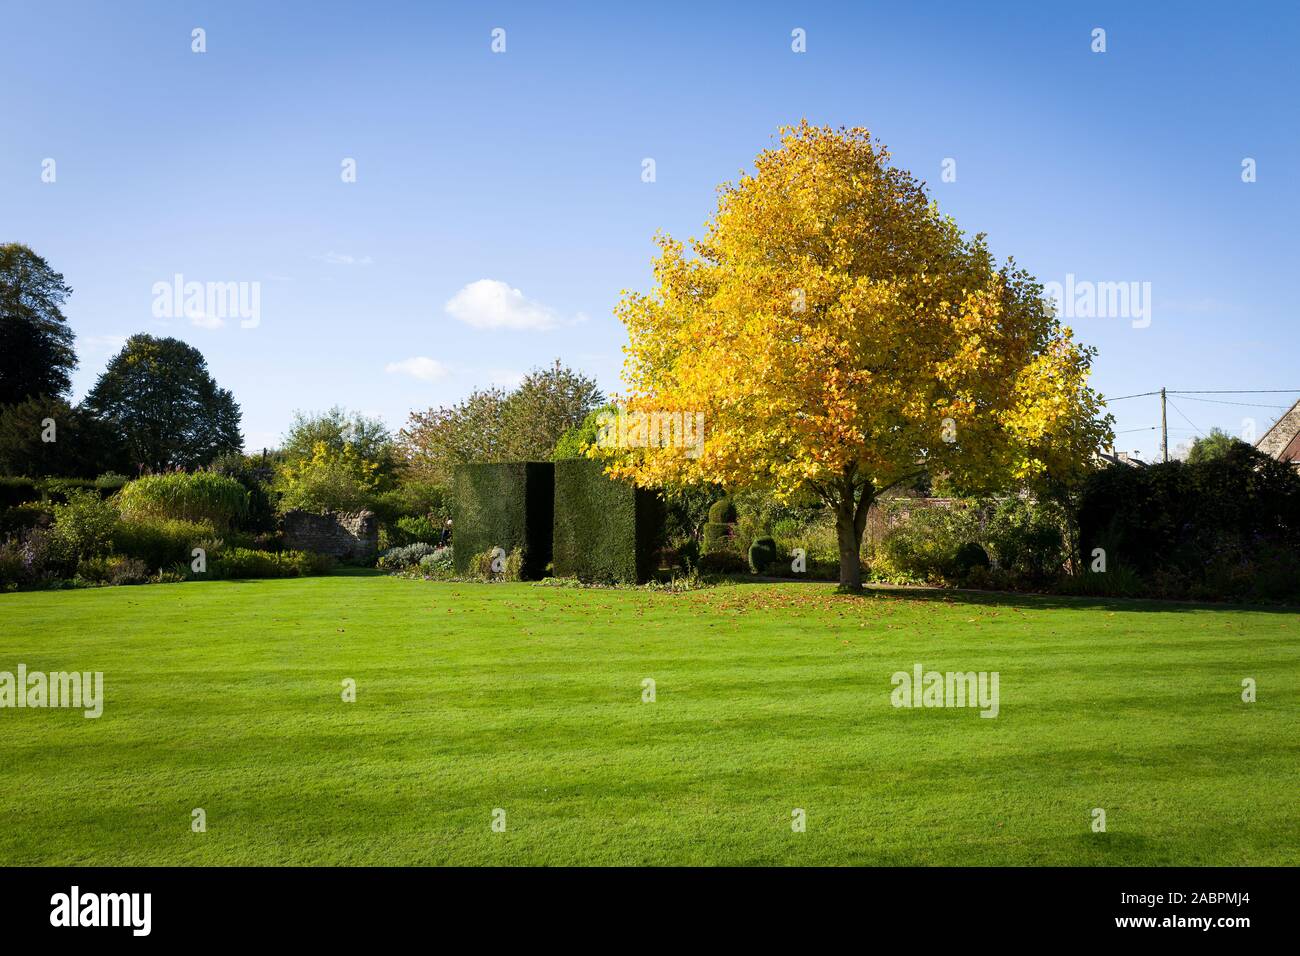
[283,510,377,560]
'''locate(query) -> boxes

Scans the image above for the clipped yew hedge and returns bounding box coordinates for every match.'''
[451,463,553,579]
[552,459,664,584]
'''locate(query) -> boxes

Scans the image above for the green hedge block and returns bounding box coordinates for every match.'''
[703,521,732,553]
[552,459,664,584]
[451,463,554,579]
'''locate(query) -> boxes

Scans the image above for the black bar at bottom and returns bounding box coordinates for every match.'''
[0,866,1288,941]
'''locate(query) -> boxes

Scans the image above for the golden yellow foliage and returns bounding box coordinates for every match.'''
[605,122,1112,588]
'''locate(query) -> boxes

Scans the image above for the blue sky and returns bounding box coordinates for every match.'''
[3,0,1297,460]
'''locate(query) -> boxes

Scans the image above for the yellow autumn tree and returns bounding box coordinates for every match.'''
[606,122,1112,591]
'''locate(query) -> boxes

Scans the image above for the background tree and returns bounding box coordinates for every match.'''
[275,441,381,514]
[399,387,511,486]
[0,396,129,477]
[606,122,1111,591]
[82,334,243,471]
[280,407,397,485]
[400,360,604,483]
[1186,427,1249,464]
[503,360,604,460]
[0,244,78,406]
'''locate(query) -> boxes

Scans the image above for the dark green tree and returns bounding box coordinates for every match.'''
[0,395,129,477]
[0,244,78,406]
[83,334,242,470]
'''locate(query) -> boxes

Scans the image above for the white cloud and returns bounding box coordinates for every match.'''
[317,252,373,266]
[445,279,563,331]
[385,356,450,382]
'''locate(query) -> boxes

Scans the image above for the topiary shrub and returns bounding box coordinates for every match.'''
[552,458,664,584]
[703,521,733,553]
[748,536,779,574]
[708,497,737,523]
[452,463,553,579]
[118,472,250,529]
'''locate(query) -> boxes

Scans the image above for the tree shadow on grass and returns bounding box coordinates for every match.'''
[721,576,1299,615]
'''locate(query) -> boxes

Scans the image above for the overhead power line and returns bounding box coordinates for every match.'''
[1106,388,1300,402]
[1177,396,1289,410]
[1165,398,1204,438]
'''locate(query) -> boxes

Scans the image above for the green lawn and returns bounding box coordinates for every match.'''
[0,572,1296,866]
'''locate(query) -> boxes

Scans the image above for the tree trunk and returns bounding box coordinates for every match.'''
[835,481,874,592]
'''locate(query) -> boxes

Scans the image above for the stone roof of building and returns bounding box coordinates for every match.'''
[1256,398,1300,462]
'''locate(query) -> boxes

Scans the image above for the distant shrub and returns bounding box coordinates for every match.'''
[114,518,218,569]
[76,555,150,586]
[873,501,982,584]
[0,477,40,508]
[377,541,437,569]
[210,452,278,532]
[394,514,441,545]
[469,546,523,581]
[50,489,120,562]
[40,478,113,504]
[372,481,447,527]
[1054,565,1145,599]
[118,472,250,529]
[211,548,332,579]
[1076,445,1300,601]
[93,473,130,492]
[275,442,380,514]
[0,502,51,536]
[107,554,150,582]
[417,546,455,576]
[984,497,1065,583]
[748,536,778,574]
[697,551,750,576]
[0,540,27,589]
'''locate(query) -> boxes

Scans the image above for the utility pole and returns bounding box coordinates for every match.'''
[1160,387,1168,462]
